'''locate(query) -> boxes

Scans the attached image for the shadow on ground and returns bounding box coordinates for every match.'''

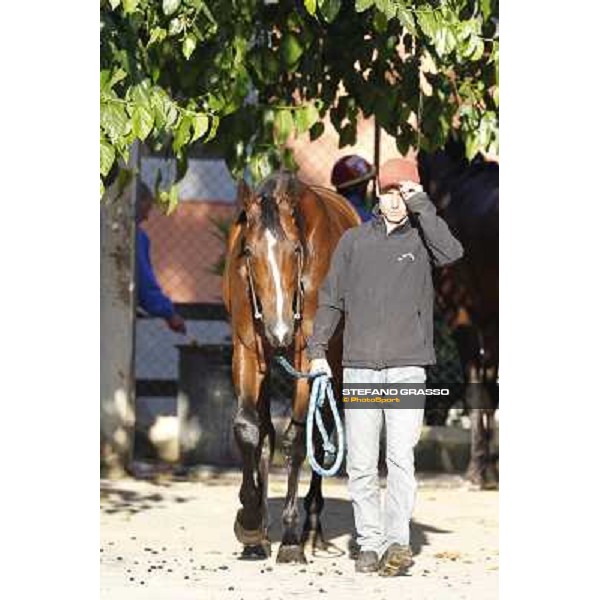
[264,496,451,557]
[100,482,191,516]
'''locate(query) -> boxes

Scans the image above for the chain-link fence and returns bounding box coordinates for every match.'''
[133,115,466,462]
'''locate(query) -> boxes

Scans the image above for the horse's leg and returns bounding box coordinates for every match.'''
[302,455,326,551]
[465,361,487,489]
[482,372,499,487]
[232,343,268,556]
[467,360,499,489]
[257,392,276,557]
[277,371,310,564]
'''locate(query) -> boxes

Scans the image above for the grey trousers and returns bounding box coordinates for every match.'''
[343,366,426,556]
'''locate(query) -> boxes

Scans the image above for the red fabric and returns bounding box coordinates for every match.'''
[378,158,420,190]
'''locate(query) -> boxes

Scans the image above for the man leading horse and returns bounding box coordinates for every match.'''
[307,159,463,576]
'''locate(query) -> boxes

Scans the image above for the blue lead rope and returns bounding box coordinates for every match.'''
[274,355,345,477]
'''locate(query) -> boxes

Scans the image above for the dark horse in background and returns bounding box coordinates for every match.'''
[223,172,361,562]
[419,143,499,489]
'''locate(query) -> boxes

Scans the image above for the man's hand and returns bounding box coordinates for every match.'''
[166,313,187,334]
[310,358,332,378]
[399,181,428,213]
[398,180,423,201]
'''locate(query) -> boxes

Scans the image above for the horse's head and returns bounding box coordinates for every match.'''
[237,172,305,349]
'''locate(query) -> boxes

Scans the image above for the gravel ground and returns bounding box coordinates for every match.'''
[100,469,498,600]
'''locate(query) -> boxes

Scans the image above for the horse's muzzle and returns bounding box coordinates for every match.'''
[264,322,295,349]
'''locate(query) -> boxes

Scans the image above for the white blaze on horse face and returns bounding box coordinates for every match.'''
[265,229,289,343]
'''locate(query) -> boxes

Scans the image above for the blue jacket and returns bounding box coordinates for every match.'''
[345,190,373,223]
[136,226,175,319]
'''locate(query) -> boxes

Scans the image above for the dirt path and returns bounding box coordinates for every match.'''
[100,470,498,599]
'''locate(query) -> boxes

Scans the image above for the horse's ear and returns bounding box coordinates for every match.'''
[237,179,253,211]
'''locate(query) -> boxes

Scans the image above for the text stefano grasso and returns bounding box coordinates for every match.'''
[342,387,450,396]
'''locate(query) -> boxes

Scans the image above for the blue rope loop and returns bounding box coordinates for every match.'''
[273,355,345,477]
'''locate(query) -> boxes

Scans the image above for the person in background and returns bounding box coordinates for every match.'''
[331,155,376,223]
[135,182,187,334]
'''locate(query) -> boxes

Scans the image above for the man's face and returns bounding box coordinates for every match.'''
[378,187,407,223]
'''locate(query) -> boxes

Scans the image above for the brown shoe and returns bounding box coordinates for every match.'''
[378,544,413,577]
[355,550,379,573]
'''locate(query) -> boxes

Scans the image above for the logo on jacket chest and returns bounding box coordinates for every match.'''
[397,252,415,262]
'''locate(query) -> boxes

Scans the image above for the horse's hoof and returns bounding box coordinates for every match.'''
[239,540,271,561]
[304,528,329,551]
[234,510,264,545]
[276,544,307,564]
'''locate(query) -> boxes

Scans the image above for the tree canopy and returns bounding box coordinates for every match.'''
[100,0,499,199]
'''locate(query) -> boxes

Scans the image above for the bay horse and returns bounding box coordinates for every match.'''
[419,144,499,489]
[222,171,360,562]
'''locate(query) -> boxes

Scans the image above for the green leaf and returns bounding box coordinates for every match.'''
[148,27,167,46]
[274,109,294,145]
[100,179,105,199]
[355,0,375,12]
[375,0,395,20]
[173,115,192,156]
[396,6,416,35]
[191,113,210,142]
[167,184,179,215]
[131,104,154,141]
[164,98,179,129]
[338,123,357,148]
[163,0,181,17]
[373,10,388,33]
[481,0,492,21]
[318,0,341,23]
[122,0,139,14]
[295,104,319,135]
[182,35,197,60]
[304,0,317,16]
[129,80,152,106]
[416,7,436,38]
[101,68,127,93]
[101,101,129,143]
[309,121,325,141]
[438,28,456,56]
[465,134,478,160]
[396,127,413,155]
[468,37,485,61]
[205,114,220,141]
[110,69,127,89]
[281,147,298,171]
[100,138,116,177]
[168,17,183,36]
[281,34,304,68]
